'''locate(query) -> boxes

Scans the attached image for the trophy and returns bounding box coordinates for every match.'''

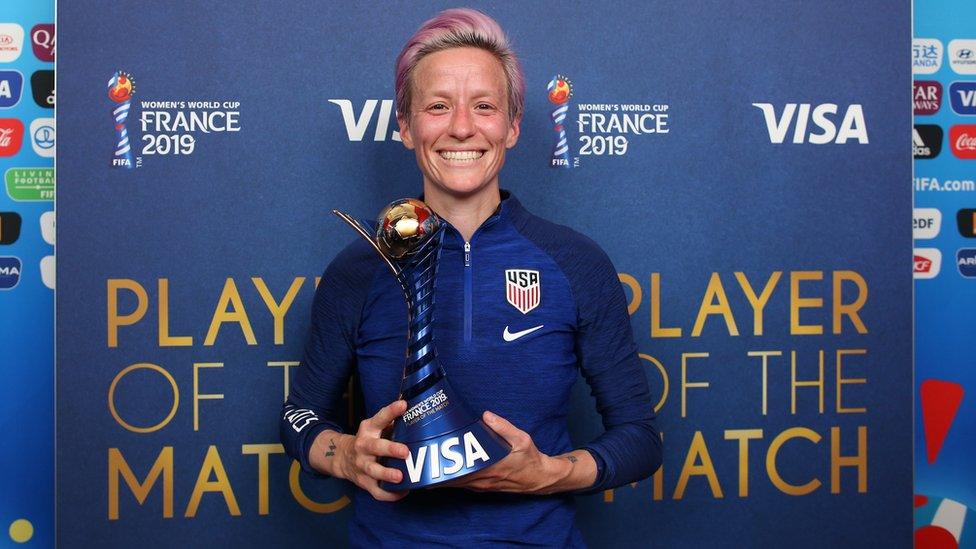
[333,198,510,490]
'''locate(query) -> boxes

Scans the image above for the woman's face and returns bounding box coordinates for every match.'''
[399,47,520,199]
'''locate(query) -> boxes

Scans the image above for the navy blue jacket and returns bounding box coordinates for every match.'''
[281,191,661,547]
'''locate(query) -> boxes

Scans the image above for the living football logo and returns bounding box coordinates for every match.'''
[545,72,670,168]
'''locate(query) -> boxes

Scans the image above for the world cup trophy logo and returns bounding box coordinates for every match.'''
[108,71,135,169]
[333,199,510,489]
[547,74,573,168]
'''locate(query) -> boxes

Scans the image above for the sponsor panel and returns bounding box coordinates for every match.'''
[914,80,942,115]
[949,81,976,115]
[0,23,24,63]
[914,208,942,239]
[949,124,976,159]
[30,117,54,158]
[31,70,54,109]
[30,70,53,108]
[0,211,22,244]
[958,208,976,237]
[30,23,54,62]
[915,247,942,279]
[914,38,944,74]
[39,211,54,245]
[914,125,943,159]
[957,248,976,277]
[0,255,22,289]
[39,255,53,289]
[0,70,23,108]
[948,39,976,74]
[0,117,24,156]
[5,167,54,201]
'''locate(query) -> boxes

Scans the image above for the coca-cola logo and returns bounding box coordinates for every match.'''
[0,119,24,156]
[950,125,976,159]
[957,133,976,149]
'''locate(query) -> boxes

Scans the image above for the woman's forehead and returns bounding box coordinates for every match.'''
[413,48,506,93]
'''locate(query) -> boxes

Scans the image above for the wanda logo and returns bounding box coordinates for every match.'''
[950,125,976,159]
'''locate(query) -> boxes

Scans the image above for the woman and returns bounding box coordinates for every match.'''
[281,8,661,547]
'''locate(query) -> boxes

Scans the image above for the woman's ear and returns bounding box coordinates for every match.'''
[398,114,415,150]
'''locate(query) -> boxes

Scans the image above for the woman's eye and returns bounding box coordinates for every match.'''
[476,103,494,110]
[429,103,448,111]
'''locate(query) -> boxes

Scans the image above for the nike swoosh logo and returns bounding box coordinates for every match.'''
[503,324,544,342]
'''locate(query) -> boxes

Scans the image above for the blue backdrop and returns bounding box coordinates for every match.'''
[56,1,912,546]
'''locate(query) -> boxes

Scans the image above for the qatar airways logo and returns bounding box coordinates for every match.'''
[752,103,868,144]
[950,125,976,159]
[328,99,401,142]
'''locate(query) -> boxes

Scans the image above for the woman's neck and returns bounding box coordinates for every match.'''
[423,184,501,242]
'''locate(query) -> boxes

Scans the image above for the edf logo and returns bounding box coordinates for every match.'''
[0,70,23,108]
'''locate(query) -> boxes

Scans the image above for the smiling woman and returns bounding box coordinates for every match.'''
[398,46,520,212]
[279,8,662,548]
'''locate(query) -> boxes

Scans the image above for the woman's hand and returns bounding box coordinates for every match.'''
[311,399,411,502]
[435,411,597,495]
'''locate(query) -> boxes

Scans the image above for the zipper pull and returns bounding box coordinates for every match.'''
[464,241,471,267]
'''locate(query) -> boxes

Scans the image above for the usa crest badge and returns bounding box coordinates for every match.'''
[505,269,540,314]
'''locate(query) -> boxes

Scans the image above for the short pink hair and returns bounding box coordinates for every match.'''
[395,8,525,123]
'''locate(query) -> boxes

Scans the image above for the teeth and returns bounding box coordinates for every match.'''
[439,150,483,161]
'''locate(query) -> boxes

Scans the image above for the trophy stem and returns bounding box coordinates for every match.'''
[333,202,511,490]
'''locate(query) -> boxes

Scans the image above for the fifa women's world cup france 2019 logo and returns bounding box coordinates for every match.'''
[547,74,573,168]
[108,71,135,169]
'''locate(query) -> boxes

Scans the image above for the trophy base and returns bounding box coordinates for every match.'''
[380,417,511,491]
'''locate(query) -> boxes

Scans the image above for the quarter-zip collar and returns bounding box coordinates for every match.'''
[422,189,524,249]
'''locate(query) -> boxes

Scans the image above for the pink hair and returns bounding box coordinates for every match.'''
[395,8,525,123]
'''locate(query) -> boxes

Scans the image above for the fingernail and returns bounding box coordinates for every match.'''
[484,411,496,423]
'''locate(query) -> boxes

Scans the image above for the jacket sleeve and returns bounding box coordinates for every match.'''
[571,244,662,494]
[280,248,371,476]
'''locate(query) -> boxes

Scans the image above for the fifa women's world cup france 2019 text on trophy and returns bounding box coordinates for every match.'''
[332,198,510,490]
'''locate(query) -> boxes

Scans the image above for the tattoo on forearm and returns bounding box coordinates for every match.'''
[325,438,337,458]
[564,455,578,464]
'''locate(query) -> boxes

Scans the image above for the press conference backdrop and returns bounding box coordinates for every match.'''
[0,0,55,547]
[912,1,976,546]
[55,1,912,547]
